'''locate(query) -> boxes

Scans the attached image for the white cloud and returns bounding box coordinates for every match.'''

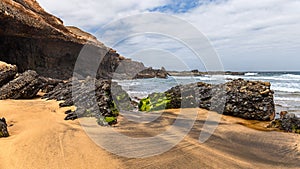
[38,0,169,30]
[38,0,300,71]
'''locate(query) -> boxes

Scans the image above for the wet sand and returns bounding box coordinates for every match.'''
[0,99,299,169]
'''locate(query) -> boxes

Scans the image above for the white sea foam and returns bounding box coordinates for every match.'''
[245,72,258,76]
[223,74,300,81]
[275,97,300,101]
[280,74,300,79]
[272,83,300,93]
[127,91,150,99]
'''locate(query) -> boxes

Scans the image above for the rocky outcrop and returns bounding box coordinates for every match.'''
[0,0,149,80]
[0,61,18,87]
[134,67,168,79]
[223,79,274,120]
[0,70,41,99]
[139,79,275,121]
[0,61,63,99]
[0,117,9,138]
[43,77,132,125]
[39,76,63,93]
[110,58,145,79]
[268,111,300,133]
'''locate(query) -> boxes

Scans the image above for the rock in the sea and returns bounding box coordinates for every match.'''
[0,117,9,137]
[134,67,168,79]
[0,70,42,99]
[0,61,17,87]
[139,79,275,121]
[268,111,300,133]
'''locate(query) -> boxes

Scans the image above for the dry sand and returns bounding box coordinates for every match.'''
[0,98,299,169]
[0,98,123,169]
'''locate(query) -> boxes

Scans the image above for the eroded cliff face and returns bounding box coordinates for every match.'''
[0,0,145,79]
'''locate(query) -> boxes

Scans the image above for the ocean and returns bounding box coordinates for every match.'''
[114,72,300,117]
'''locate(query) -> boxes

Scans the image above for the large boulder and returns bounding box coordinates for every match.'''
[223,79,275,120]
[0,117,9,138]
[0,70,42,99]
[139,79,275,121]
[0,61,17,87]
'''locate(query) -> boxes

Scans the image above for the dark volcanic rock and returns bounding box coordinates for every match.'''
[0,61,17,87]
[39,76,63,93]
[111,58,146,80]
[134,67,168,79]
[0,70,41,99]
[139,79,275,121]
[43,77,132,125]
[223,79,275,120]
[0,117,9,137]
[268,111,300,133]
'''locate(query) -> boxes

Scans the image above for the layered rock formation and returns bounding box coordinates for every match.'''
[0,0,153,80]
[0,61,18,87]
[0,60,131,125]
[39,76,63,93]
[139,79,275,121]
[42,77,132,125]
[0,61,44,99]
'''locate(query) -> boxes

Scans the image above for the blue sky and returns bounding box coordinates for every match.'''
[149,0,202,13]
[38,0,300,71]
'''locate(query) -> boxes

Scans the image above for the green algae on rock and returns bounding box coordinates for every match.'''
[139,79,275,121]
[138,93,171,111]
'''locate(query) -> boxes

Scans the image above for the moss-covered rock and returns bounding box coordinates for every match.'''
[105,116,117,125]
[138,93,171,111]
[138,97,152,111]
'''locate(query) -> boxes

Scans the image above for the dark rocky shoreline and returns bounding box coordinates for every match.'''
[139,78,275,121]
[1,60,300,135]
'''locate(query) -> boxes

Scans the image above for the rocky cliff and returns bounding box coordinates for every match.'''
[0,0,149,79]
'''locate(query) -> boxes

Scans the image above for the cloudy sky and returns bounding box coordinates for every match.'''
[38,0,300,71]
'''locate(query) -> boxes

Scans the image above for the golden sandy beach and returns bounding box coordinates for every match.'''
[0,98,299,169]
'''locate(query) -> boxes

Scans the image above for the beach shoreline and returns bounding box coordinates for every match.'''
[1,98,299,168]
